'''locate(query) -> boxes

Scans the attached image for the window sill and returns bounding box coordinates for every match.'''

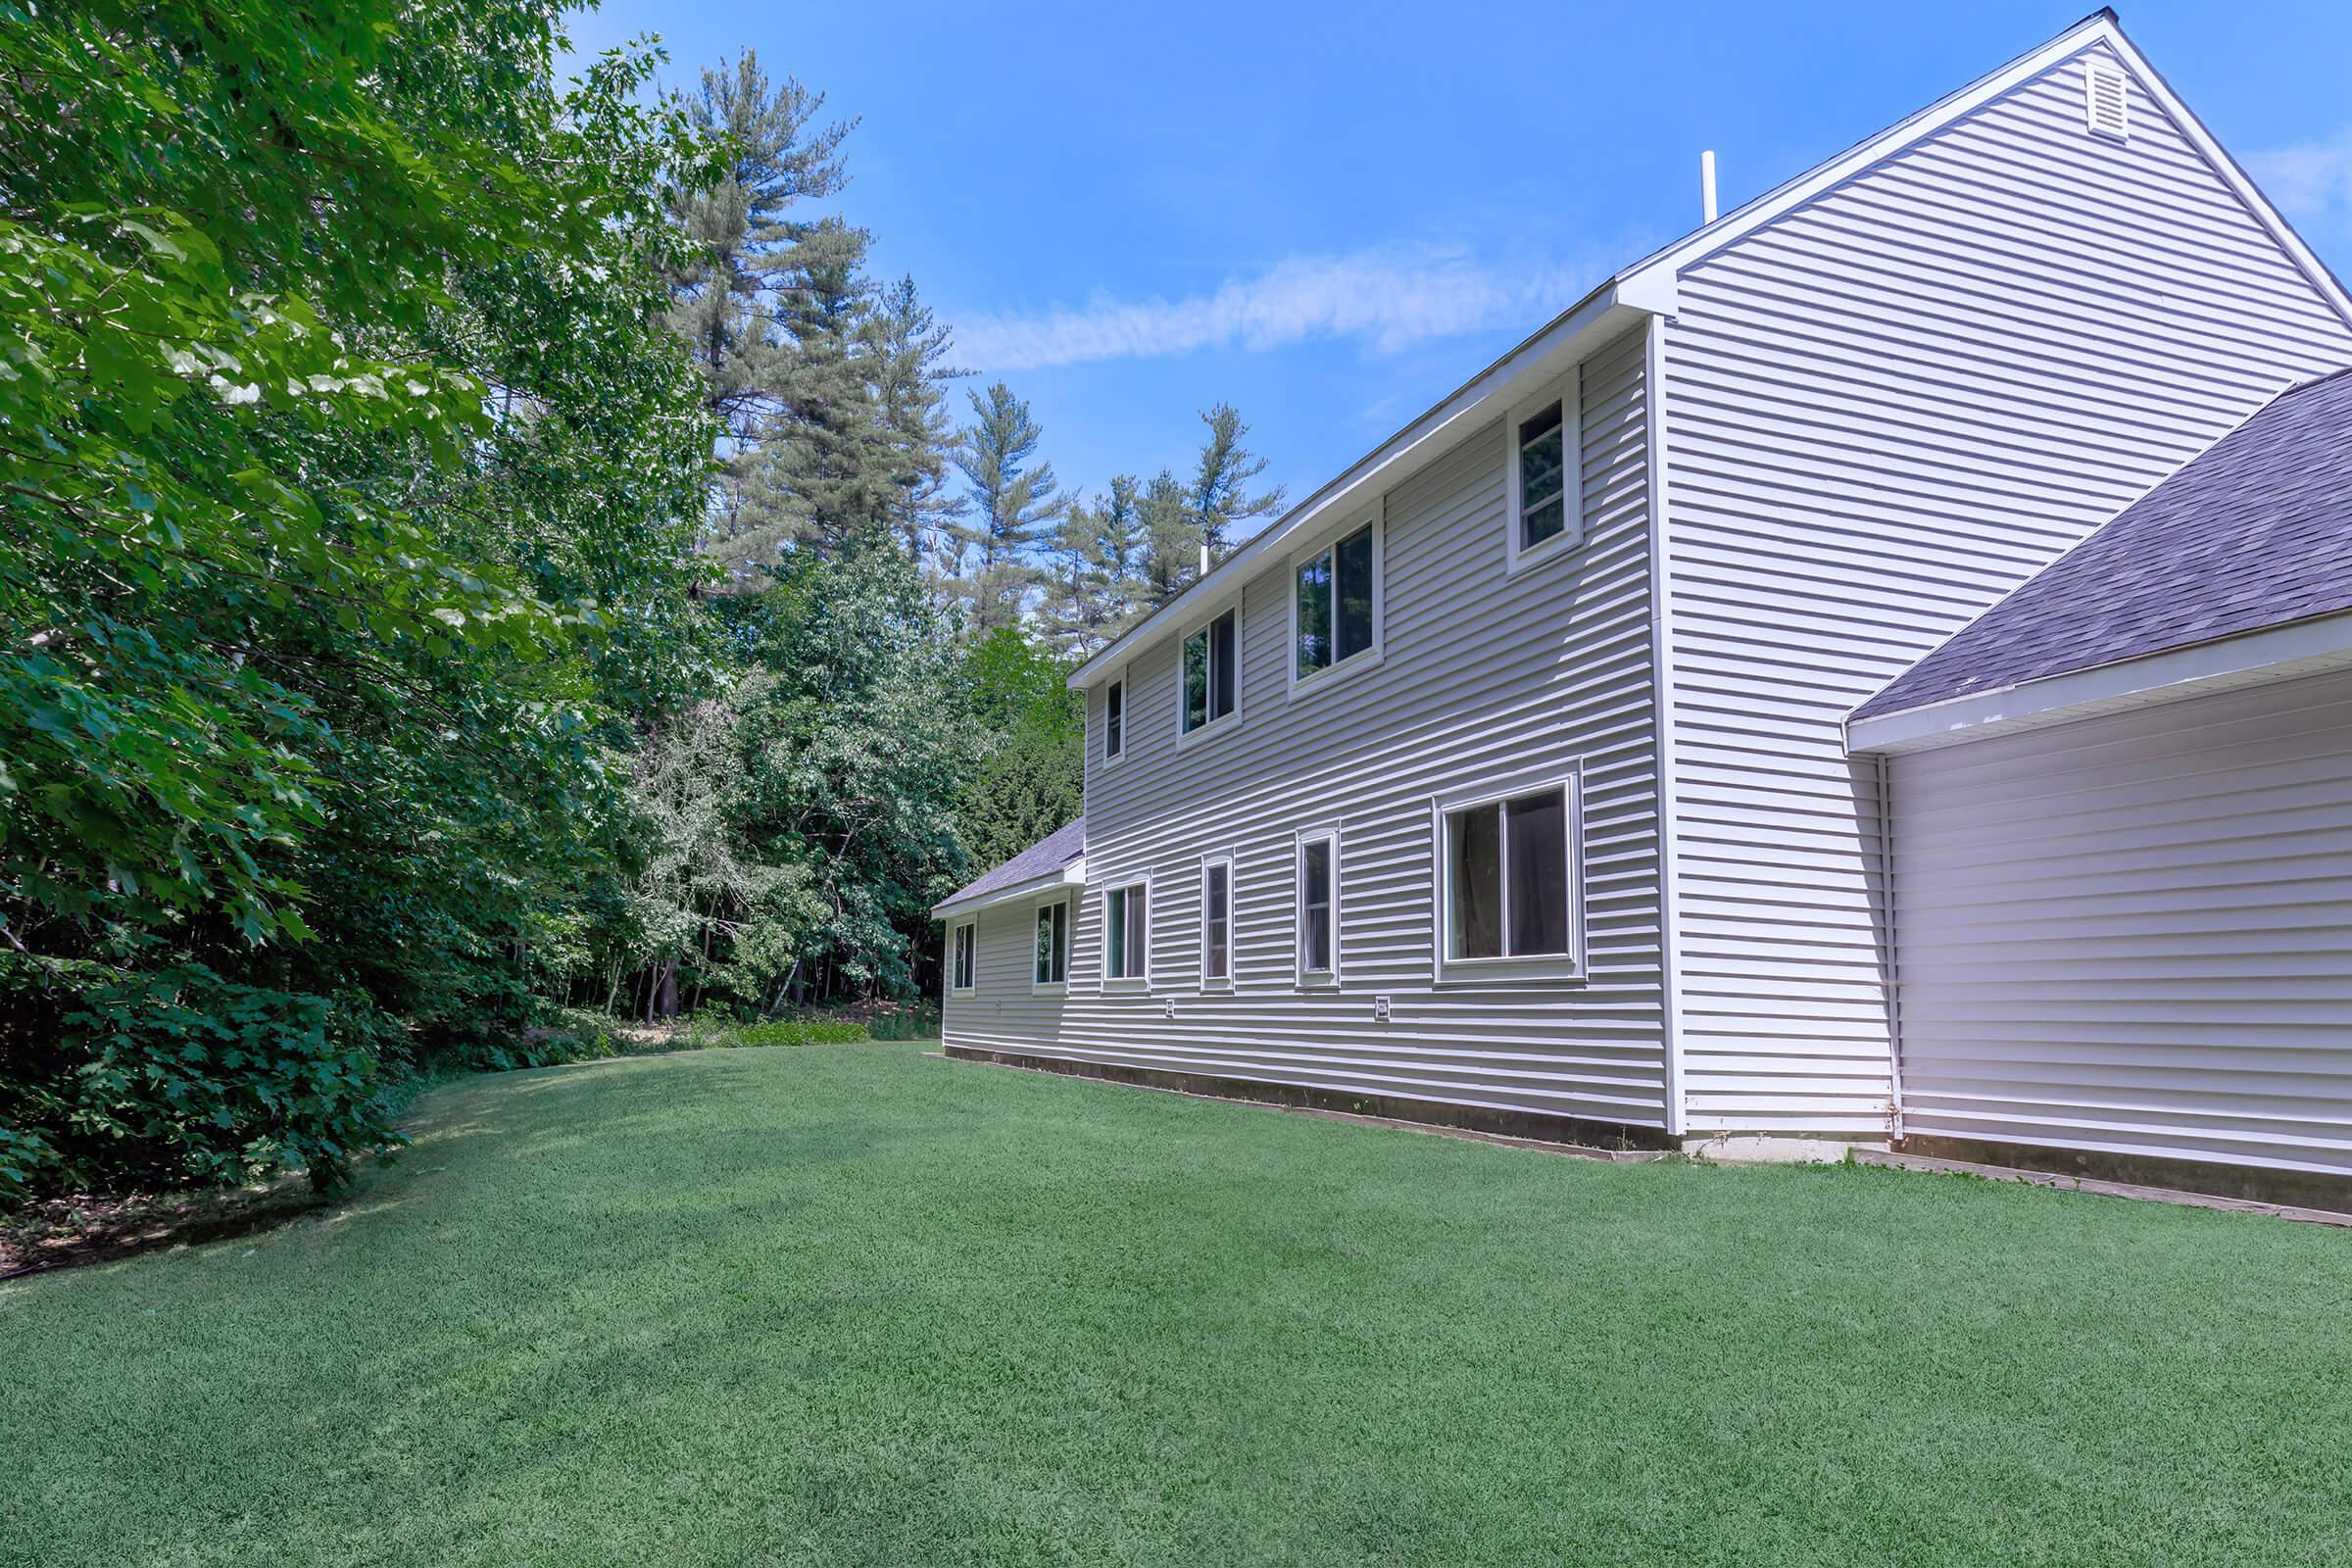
[1200,976,1233,991]
[1031,982,1068,998]
[1173,712,1242,754]
[949,985,976,1000]
[1295,972,1340,990]
[1102,976,1152,993]
[1433,956,1588,988]
[1503,525,1582,579]
[1287,646,1384,702]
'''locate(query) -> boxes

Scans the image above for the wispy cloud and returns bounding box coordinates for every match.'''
[956,242,1620,371]
[2248,127,2352,223]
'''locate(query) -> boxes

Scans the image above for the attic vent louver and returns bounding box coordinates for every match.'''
[2083,57,2130,140]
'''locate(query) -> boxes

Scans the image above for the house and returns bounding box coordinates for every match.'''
[934,10,2352,1204]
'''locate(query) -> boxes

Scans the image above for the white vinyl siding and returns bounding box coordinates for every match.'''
[1656,40,2352,1135]
[1890,668,2352,1178]
[998,328,1668,1130]
[942,899,1067,1056]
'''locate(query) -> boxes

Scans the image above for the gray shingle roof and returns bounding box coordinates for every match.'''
[935,816,1085,913]
[1855,368,2352,721]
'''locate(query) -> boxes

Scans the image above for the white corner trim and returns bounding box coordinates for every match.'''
[1845,609,2352,755]
[1640,313,1689,1139]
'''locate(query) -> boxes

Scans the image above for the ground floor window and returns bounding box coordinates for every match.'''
[1201,858,1232,984]
[1105,882,1148,981]
[1297,828,1338,983]
[1034,898,1069,988]
[951,920,975,992]
[1438,774,1582,978]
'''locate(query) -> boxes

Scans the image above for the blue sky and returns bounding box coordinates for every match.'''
[564,1,2352,518]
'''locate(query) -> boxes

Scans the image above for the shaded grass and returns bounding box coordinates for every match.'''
[5,1044,2349,1566]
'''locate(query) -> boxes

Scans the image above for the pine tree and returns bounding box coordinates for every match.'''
[947,382,1061,634]
[1137,468,1200,608]
[1187,402,1286,558]
[866,274,968,573]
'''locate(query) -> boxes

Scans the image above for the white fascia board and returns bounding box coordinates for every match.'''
[1613,12,2352,331]
[932,860,1086,919]
[1066,283,1664,690]
[1845,610,2352,755]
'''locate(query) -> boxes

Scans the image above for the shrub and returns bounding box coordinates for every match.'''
[682,1017,869,1051]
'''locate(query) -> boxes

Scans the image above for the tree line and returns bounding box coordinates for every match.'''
[0,2,1285,1201]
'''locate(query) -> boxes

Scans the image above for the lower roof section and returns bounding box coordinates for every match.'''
[933,816,1086,918]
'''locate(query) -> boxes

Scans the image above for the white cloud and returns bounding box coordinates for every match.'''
[956,242,1618,371]
[2247,128,2352,221]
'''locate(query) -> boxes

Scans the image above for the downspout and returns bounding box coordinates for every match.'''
[1641,309,1690,1141]
[1876,748,1905,1144]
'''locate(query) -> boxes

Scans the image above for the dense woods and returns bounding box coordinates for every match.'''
[0,1,1284,1201]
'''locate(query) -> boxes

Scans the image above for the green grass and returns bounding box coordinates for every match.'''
[6,1044,2350,1567]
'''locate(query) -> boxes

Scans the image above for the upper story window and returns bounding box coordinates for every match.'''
[1181,608,1239,736]
[1033,897,1070,991]
[1104,678,1125,760]
[1504,373,1581,572]
[1436,772,1584,982]
[950,919,975,994]
[1293,516,1380,686]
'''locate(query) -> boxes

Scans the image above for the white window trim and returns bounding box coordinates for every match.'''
[1031,892,1072,996]
[1502,370,1583,578]
[1173,599,1245,750]
[1429,766,1588,987]
[1102,672,1128,766]
[1102,875,1152,989]
[1199,852,1235,989]
[1294,823,1342,988]
[1286,502,1386,699]
[948,918,976,997]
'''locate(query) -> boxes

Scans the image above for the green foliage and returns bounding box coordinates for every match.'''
[683,1016,867,1050]
[956,627,1085,871]
[0,0,722,1199]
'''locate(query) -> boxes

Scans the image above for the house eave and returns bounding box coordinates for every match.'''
[1845,608,2352,756]
[1066,278,1674,690]
[932,861,1086,919]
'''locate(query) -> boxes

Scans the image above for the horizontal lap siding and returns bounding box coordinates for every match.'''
[1662,42,2352,1133]
[980,329,1667,1127]
[1892,670,2352,1175]
[942,901,1067,1055]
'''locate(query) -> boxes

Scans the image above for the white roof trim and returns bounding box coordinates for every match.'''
[1845,609,2352,756]
[1066,281,1666,689]
[1068,12,2352,694]
[1615,11,2352,331]
[932,860,1086,918]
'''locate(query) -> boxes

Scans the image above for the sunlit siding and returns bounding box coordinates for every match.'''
[1891,669,2352,1176]
[1658,41,2352,1133]
[941,898,1070,1055]
[988,327,1668,1128]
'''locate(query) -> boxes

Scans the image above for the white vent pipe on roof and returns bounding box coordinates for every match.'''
[1701,149,1719,224]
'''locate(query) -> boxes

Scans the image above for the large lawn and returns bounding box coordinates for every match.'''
[6,1045,2349,1566]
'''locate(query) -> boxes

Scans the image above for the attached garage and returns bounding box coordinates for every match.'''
[1851,368,2352,1203]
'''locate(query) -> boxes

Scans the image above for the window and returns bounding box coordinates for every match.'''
[1033,898,1069,989]
[1294,518,1379,683]
[1104,678,1125,760]
[1181,608,1239,735]
[1105,882,1149,982]
[950,920,975,993]
[1504,376,1580,569]
[1437,776,1582,979]
[1296,829,1338,983]
[1200,858,1232,985]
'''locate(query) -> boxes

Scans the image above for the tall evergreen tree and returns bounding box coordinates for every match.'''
[948,382,1061,634]
[1037,475,1148,656]
[1188,402,1287,558]
[866,274,968,571]
[1138,468,1201,608]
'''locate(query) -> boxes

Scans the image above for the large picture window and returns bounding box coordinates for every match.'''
[1295,520,1378,682]
[1438,776,1582,979]
[1105,882,1149,981]
[1181,609,1238,735]
[1200,858,1232,985]
[951,920,975,993]
[1296,828,1338,984]
[1033,898,1069,989]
